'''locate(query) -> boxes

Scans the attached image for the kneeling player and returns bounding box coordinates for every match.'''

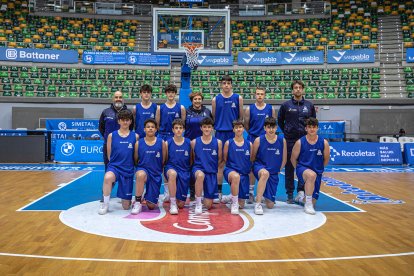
[132,118,167,214]
[251,117,287,215]
[164,119,191,214]
[222,120,252,214]
[291,117,330,215]
[99,109,138,215]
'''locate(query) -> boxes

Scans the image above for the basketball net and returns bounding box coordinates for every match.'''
[182,42,203,70]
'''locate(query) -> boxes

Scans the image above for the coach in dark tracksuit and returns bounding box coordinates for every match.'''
[277,80,316,203]
[98,91,132,171]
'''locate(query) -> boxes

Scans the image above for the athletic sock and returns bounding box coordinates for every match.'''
[305,195,312,204]
[196,196,202,205]
[231,195,238,204]
[249,185,254,193]
[103,195,110,204]
[170,197,177,205]
[164,183,169,195]
[135,195,142,203]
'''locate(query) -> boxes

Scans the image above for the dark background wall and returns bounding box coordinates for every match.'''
[360,109,414,136]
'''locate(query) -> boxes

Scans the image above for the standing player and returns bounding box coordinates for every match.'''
[164,119,192,215]
[277,80,316,204]
[212,75,243,201]
[191,117,222,215]
[244,87,275,203]
[222,119,252,215]
[99,110,138,215]
[251,117,287,215]
[131,118,167,214]
[291,117,330,215]
[133,84,158,138]
[156,84,186,200]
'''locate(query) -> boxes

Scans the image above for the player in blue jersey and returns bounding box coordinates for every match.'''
[244,87,275,203]
[164,119,192,215]
[191,117,222,215]
[222,119,252,215]
[131,118,167,214]
[212,75,243,201]
[99,109,138,215]
[156,84,186,201]
[251,117,287,215]
[133,84,158,138]
[291,117,330,215]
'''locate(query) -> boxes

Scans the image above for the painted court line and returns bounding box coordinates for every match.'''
[0,252,412,263]
[16,171,92,212]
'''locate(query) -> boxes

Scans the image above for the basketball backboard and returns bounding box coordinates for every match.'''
[152,8,231,55]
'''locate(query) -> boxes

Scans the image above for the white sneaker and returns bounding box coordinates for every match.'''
[221,195,232,204]
[295,191,305,204]
[163,194,170,203]
[169,203,178,215]
[98,203,109,215]
[254,204,263,215]
[304,203,316,215]
[247,192,254,204]
[213,193,222,204]
[195,203,203,215]
[231,203,239,215]
[131,202,142,215]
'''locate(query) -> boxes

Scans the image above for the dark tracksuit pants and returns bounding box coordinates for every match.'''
[285,139,304,196]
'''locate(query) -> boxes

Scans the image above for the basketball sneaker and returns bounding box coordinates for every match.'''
[231,202,239,215]
[131,202,142,215]
[169,203,178,215]
[286,193,294,204]
[98,202,109,215]
[221,195,232,204]
[294,191,305,204]
[195,203,203,215]
[254,203,263,215]
[304,202,316,215]
[247,192,254,204]
[163,194,170,203]
[213,193,222,204]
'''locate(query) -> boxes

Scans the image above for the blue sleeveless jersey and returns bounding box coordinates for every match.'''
[159,103,181,135]
[166,138,191,172]
[249,103,273,138]
[137,137,163,175]
[254,135,284,174]
[135,102,157,138]
[214,94,240,131]
[193,137,219,173]
[109,131,136,176]
[298,136,325,174]
[226,139,251,175]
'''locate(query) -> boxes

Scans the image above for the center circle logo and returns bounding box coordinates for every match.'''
[60,201,326,243]
[61,142,75,156]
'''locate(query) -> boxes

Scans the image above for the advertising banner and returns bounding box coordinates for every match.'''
[0,47,78,63]
[238,52,279,66]
[127,52,170,66]
[279,51,324,65]
[197,55,233,66]
[327,49,375,64]
[54,140,104,162]
[82,51,126,64]
[45,119,99,131]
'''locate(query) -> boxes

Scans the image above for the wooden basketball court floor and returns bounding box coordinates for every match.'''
[0,165,413,275]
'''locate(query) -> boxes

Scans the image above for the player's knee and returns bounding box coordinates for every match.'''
[259,169,270,180]
[305,170,317,182]
[167,169,177,179]
[265,200,275,209]
[204,201,212,210]
[147,202,156,210]
[122,200,131,210]
[177,201,185,209]
[136,171,147,181]
[239,200,245,209]
[104,172,115,183]
[231,172,240,182]
[195,171,205,181]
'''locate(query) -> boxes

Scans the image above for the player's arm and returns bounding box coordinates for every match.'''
[164,140,169,165]
[310,103,317,119]
[251,137,260,162]
[281,138,287,171]
[211,97,216,121]
[190,139,196,165]
[162,140,167,166]
[106,133,112,161]
[217,139,223,166]
[290,139,301,168]
[223,140,230,164]
[155,105,160,129]
[238,95,244,121]
[323,139,330,167]
[134,134,139,165]
[98,112,105,137]
[181,105,186,121]
[272,106,276,118]
[244,106,250,131]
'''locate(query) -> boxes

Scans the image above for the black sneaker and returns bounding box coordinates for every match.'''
[286,194,294,204]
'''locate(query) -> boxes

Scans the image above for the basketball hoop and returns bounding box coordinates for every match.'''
[182,42,203,70]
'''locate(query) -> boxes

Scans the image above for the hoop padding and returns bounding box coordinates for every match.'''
[183,42,203,69]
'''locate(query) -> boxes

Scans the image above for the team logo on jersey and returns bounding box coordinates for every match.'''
[151,113,155,118]
[265,114,269,118]
[275,149,280,155]
[212,150,217,156]
[317,150,322,155]
[156,152,160,158]
[128,143,132,149]
[185,151,189,156]
[231,103,236,108]
[245,150,250,156]
[175,113,179,118]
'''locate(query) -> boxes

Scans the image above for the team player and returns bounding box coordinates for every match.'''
[99,109,138,215]
[222,120,252,215]
[156,84,186,200]
[164,119,192,215]
[212,75,243,201]
[251,117,287,215]
[131,118,167,214]
[291,117,330,215]
[244,87,275,203]
[133,84,158,138]
[191,117,222,215]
